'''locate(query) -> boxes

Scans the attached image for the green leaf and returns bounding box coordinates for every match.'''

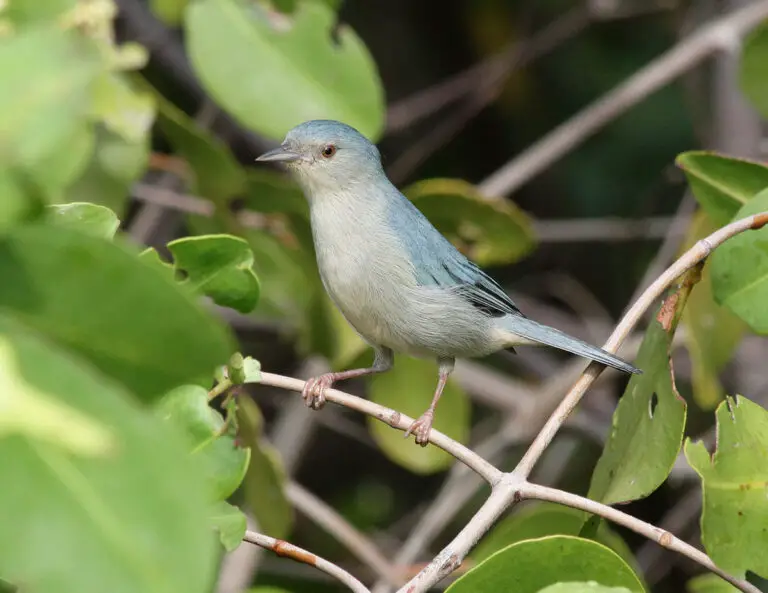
[0,27,101,169]
[150,0,188,26]
[4,0,77,24]
[186,0,384,140]
[34,123,95,199]
[687,574,739,593]
[0,170,45,234]
[588,281,689,505]
[154,89,246,202]
[0,224,234,400]
[472,504,641,585]
[446,536,644,593]
[64,126,150,216]
[741,22,768,120]
[241,356,262,383]
[685,395,768,578]
[237,397,293,538]
[166,234,260,313]
[46,202,120,239]
[405,178,536,266]
[90,73,156,143]
[156,385,250,500]
[710,189,768,333]
[0,319,216,593]
[246,588,293,593]
[367,356,470,474]
[537,584,633,593]
[244,169,308,217]
[676,152,768,226]
[0,332,112,456]
[210,500,247,552]
[680,212,745,409]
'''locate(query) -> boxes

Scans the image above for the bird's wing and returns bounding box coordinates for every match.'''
[389,194,523,318]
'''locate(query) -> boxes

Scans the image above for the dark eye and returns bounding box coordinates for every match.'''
[321,144,337,158]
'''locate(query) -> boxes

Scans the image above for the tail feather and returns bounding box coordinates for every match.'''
[500,316,641,375]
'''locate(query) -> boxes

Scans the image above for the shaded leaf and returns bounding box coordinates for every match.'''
[46,202,120,240]
[472,503,642,585]
[0,170,45,234]
[238,397,293,538]
[367,356,470,474]
[150,0,188,26]
[676,152,768,226]
[0,224,234,400]
[588,280,690,505]
[156,385,250,501]
[687,574,739,593]
[0,318,216,593]
[90,73,156,143]
[685,396,768,578]
[210,500,247,552]
[405,178,536,266]
[244,169,308,217]
[446,536,643,593]
[537,584,633,593]
[167,235,260,313]
[680,212,745,409]
[186,0,384,140]
[710,189,768,333]
[741,22,768,120]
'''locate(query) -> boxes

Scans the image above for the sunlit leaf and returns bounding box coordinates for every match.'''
[186,0,384,140]
[210,500,247,552]
[46,202,120,240]
[446,536,643,593]
[685,396,768,578]
[368,356,470,474]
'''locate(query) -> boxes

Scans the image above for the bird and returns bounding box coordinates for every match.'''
[256,120,641,446]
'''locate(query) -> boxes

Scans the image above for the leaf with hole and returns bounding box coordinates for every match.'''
[186,0,384,140]
[0,318,216,593]
[210,500,247,552]
[710,189,768,333]
[367,356,470,474]
[685,395,768,578]
[405,178,536,267]
[155,385,250,501]
[446,536,643,593]
[676,152,768,226]
[588,284,689,506]
[0,224,234,400]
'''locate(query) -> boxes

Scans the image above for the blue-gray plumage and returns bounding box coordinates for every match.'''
[256,120,641,446]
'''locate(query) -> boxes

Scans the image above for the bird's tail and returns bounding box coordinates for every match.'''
[499,315,641,375]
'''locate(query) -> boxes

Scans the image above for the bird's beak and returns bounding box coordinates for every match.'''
[255,146,302,163]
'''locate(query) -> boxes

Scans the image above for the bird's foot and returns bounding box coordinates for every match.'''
[404,410,434,447]
[302,373,335,410]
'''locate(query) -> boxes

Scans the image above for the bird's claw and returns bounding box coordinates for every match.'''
[404,410,434,447]
[302,373,335,410]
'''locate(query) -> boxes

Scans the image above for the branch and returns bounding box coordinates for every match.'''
[259,372,503,484]
[242,530,371,593]
[477,0,768,197]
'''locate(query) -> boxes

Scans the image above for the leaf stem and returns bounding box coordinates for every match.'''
[208,378,231,401]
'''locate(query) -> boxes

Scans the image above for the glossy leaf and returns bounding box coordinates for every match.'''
[186,0,384,140]
[0,319,216,593]
[472,503,641,584]
[686,574,739,593]
[685,396,768,578]
[446,536,643,593]
[710,189,768,333]
[368,356,470,474]
[167,235,261,314]
[537,584,633,593]
[156,385,250,501]
[741,22,768,120]
[210,501,247,552]
[588,283,689,505]
[405,178,536,266]
[238,397,293,538]
[46,203,120,240]
[680,212,745,409]
[676,152,768,226]
[0,224,234,400]
[154,89,246,202]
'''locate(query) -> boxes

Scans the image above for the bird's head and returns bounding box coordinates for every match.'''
[255,120,384,193]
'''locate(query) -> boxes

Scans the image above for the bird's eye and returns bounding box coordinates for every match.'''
[321,144,337,158]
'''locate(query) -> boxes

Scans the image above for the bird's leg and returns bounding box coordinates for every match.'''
[405,357,455,447]
[302,347,393,410]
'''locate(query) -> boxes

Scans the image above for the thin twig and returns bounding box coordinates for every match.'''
[286,481,401,586]
[242,530,371,593]
[478,0,768,197]
[258,372,503,484]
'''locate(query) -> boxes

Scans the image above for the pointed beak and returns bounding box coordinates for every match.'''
[255,146,302,163]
